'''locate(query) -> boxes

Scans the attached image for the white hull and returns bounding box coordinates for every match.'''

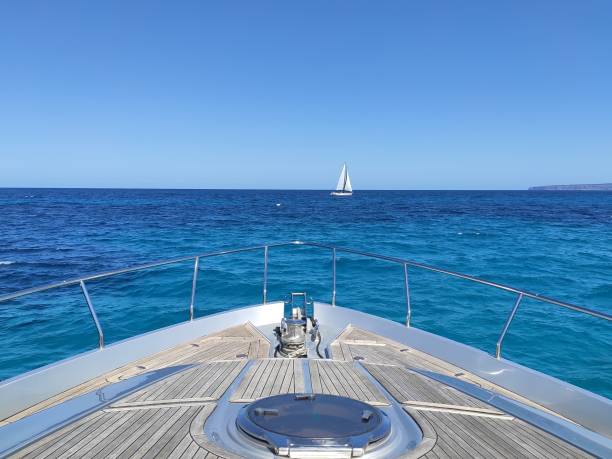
[330,191,353,196]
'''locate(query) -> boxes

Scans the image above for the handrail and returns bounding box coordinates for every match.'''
[0,240,610,361]
[0,242,288,303]
[295,240,611,358]
[295,241,612,322]
[79,281,104,349]
[496,293,524,359]
[189,257,200,321]
[262,246,269,304]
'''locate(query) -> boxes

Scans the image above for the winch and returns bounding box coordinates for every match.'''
[275,307,308,358]
[274,293,322,358]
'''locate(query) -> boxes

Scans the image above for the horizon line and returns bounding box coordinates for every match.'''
[2,186,609,192]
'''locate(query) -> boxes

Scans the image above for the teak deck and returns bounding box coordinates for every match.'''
[230,358,304,403]
[6,324,593,458]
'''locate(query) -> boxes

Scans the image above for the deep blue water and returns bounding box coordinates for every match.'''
[0,189,610,398]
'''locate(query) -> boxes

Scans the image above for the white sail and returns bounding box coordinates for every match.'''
[331,163,353,195]
[336,164,347,191]
[344,169,352,192]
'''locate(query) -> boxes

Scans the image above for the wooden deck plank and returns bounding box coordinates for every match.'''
[314,360,341,396]
[56,410,139,458]
[46,408,155,458]
[119,406,192,458]
[6,321,593,459]
[137,407,202,458]
[174,361,232,400]
[31,411,131,459]
[511,418,591,457]
[93,406,170,457]
[408,408,593,458]
[309,357,322,393]
[10,404,247,459]
[244,359,269,400]
[176,363,229,400]
[180,442,201,459]
[80,410,160,459]
[12,410,105,458]
[166,433,193,459]
[1,323,268,426]
[330,326,566,418]
[11,352,594,459]
[279,360,295,394]
[139,367,200,402]
[167,433,195,459]
[170,362,230,400]
[327,360,363,400]
[21,412,106,458]
[230,359,304,402]
[210,361,247,400]
[250,359,274,400]
[307,360,388,405]
[364,362,497,411]
[270,359,287,395]
[329,341,342,360]
[117,361,244,406]
[293,359,305,393]
[341,361,382,402]
[437,410,512,457]
[261,359,280,397]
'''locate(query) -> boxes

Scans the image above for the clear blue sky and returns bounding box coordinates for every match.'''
[1,1,611,189]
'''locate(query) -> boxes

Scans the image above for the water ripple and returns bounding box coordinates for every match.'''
[0,189,610,398]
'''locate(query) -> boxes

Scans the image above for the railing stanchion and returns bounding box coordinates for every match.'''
[263,246,268,304]
[496,293,524,359]
[403,263,411,327]
[0,241,609,371]
[332,248,337,306]
[80,280,104,349]
[189,257,200,321]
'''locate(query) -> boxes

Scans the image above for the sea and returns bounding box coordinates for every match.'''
[0,189,610,399]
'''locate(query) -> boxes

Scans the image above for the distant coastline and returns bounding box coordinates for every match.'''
[529,183,612,191]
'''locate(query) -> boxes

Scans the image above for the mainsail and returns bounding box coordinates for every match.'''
[335,164,352,192]
[344,169,352,192]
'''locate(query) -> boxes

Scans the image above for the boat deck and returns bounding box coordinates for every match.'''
[5,323,593,458]
[0,323,270,427]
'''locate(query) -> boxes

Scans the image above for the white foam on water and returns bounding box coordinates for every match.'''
[0,261,14,265]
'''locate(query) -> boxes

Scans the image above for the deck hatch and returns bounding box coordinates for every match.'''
[236,393,391,457]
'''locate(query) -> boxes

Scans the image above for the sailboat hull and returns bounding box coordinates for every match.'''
[330,191,353,196]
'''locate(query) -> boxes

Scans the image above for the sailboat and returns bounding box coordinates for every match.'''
[330,163,353,196]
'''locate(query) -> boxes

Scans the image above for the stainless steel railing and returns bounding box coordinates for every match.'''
[0,243,285,349]
[0,240,610,360]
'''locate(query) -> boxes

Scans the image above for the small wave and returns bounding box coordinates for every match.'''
[0,261,14,265]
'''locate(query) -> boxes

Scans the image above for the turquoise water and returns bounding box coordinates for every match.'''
[0,189,610,398]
